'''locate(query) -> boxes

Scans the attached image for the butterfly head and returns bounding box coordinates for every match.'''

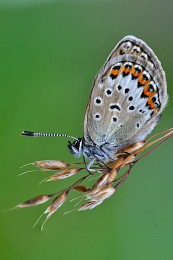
[67,138,83,158]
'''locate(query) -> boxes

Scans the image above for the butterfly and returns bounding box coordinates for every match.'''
[22,35,168,170]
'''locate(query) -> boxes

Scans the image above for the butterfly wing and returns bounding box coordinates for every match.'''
[84,35,167,148]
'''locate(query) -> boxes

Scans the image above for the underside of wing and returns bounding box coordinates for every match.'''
[84,35,167,148]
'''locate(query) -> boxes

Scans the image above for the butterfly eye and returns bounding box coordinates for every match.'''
[75,139,83,151]
[67,139,83,157]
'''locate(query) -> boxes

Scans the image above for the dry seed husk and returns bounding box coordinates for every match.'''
[47,168,83,181]
[79,200,103,211]
[17,194,53,208]
[34,160,69,170]
[72,185,90,192]
[44,192,67,217]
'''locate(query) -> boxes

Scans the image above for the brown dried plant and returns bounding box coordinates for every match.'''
[16,128,173,230]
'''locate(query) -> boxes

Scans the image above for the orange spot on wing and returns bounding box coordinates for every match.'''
[110,68,119,76]
[147,100,155,109]
[130,67,141,77]
[147,95,158,113]
[122,66,131,74]
[138,76,149,85]
[141,79,158,114]
[143,81,154,96]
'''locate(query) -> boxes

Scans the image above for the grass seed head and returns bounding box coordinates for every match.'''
[90,186,115,202]
[16,194,53,208]
[46,168,83,181]
[45,192,67,217]
[72,185,90,192]
[34,160,70,170]
[79,200,103,211]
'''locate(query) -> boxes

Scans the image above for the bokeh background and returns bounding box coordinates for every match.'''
[1,0,173,259]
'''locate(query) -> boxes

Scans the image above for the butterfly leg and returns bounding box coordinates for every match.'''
[83,155,96,174]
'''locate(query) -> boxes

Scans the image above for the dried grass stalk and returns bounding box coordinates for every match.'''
[17,128,173,229]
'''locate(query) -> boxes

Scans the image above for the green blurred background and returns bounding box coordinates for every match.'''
[0,0,173,259]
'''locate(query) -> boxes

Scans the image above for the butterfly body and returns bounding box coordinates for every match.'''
[68,35,167,167]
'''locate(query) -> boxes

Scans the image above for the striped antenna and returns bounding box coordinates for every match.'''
[21,131,79,140]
